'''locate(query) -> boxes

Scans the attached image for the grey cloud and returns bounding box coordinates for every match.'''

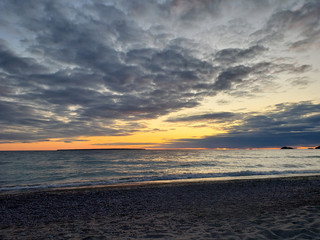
[227,101,320,135]
[92,142,156,146]
[0,116,142,143]
[167,112,236,122]
[0,100,41,125]
[0,40,47,74]
[215,45,268,64]
[254,32,285,46]
[121,0,171,24]
[0,0,316,144]
[266,1,320,33]
[290,30,320,51]
[256,0,320,50]
[172,0,223,22]
[162,102,320,148]
[54,139,90,143]
[250,62,311,77]
[212,60,311,93]
[167,131,320,149]
[275,64,311,74]
[289,77,310,86]
[124,44,218,98]
[213,65,251,90]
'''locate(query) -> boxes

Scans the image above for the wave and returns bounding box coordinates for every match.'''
[1,169,320,193]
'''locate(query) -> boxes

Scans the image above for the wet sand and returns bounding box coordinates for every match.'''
[1,175,320,239]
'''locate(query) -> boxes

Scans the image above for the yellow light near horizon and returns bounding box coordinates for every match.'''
[89,124,220,147]
[0,141,90,151]
[0,122,223,151]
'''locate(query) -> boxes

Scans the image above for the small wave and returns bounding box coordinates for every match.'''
[1,169,320,193]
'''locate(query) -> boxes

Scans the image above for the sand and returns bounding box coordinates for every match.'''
[1,175,320,239]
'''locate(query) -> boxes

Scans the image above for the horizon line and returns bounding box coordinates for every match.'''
[1,146,319,151]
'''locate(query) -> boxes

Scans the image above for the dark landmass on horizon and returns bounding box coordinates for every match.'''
[281,146,294,149]
[280,146,320,149]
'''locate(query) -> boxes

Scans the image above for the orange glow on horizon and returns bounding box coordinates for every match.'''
[1,141,318,151]
[0,119,318,151]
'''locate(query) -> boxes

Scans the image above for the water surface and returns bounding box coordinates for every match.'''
[1,149,320,192]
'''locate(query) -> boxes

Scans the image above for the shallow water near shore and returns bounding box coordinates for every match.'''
[1,149,320,192]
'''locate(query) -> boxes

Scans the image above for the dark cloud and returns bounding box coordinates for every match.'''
[55,139,90,144]
[163,102,320,148]
[213,65,252,90]
[221,101,320,135]
[0,1,218,142]
[0,0,316,144]
[167,112,236,122]
[211,60,311,94]
[93,142,157,146]
[0,40,47,74]
[168,131,320,149]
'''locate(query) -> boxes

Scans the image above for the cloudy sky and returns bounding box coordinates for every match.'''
[0,0,319,150]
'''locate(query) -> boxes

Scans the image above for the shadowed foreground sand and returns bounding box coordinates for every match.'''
[1,176,320,239]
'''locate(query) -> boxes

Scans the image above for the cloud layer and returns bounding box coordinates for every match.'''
[0,0,319,146]
[164,101,320,148]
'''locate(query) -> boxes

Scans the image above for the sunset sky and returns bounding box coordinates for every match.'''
[0,0,319,150]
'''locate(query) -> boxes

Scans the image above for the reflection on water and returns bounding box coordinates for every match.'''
[1,149,320,191]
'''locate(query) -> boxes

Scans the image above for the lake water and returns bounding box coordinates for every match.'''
[1,149,320,192]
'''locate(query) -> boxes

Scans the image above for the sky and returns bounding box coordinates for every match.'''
[0,0,319,150]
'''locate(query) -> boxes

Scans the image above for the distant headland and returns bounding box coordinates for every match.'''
[281,146,320,149]
[281,146,294,149]
[57,148,146,151]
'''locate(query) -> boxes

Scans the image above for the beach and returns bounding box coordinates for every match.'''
[1,176,320,239]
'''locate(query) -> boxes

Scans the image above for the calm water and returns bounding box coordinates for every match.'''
[1,149,320,192]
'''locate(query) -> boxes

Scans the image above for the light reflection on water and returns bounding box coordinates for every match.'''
[0,149,320,191]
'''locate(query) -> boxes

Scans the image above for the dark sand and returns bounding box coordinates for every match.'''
[1,175,320,239]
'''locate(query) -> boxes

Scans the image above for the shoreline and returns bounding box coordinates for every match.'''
[1,172,320,196]
[1,175,320,239]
